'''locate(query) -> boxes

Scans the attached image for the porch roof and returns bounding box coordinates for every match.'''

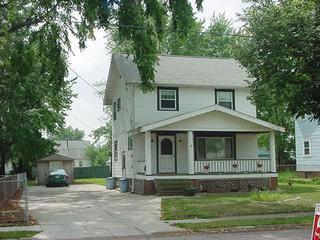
[134,105,285,133]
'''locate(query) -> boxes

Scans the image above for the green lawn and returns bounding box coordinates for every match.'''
[0,231,40,239]
[162,182,319,220]
[73,178,106,186]
[175,215,313,230]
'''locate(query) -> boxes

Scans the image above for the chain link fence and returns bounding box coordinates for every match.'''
[0,173,29,225]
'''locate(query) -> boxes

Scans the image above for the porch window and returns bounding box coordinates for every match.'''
[303,140,311,156]
[157,87,178,111]
[196,137,234,160]
[215,90,234,109]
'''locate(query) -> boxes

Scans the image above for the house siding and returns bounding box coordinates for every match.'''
[111,65,134,178]
[134,86,256,128]
[236,134,258,159]
[296,118,320,172]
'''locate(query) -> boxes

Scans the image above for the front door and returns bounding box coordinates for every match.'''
[158,135,176,173]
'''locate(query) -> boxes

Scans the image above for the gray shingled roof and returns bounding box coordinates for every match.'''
[113,54,253,87]
[104,54,254,105]
[37,154,74,162]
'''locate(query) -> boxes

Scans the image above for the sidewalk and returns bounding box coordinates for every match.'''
[0,225,42,232]
[164,212,314,224]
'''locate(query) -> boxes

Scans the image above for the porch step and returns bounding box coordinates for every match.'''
[154,179,194,196]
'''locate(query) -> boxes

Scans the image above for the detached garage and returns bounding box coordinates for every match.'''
[37,154,74,185]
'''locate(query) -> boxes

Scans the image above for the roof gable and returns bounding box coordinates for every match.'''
[37,154,74,162]
[137,105,285,133]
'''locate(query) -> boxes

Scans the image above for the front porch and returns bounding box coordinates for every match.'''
[141,130,277,176]
[131,105,284,194]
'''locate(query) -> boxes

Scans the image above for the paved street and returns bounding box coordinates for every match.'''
[28,184,181,239]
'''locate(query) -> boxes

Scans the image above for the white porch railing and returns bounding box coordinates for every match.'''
[194,159,271,174]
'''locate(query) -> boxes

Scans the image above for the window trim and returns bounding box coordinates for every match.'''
[157,87,179,111]
[117,98,121,112]
[195,136,235,160]
[303,139,311,157]
[215,89,235,110]
[114,140,118,161]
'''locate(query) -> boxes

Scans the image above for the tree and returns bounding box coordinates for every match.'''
[86,111,112,167]
[1,0,204,92]
[237,0,320,120]
[53,126,85,141]
[0,29,74,175]
[1,0,204,175]
[109,12,237,57]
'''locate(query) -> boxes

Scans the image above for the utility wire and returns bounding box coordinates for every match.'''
[68,65,100,93]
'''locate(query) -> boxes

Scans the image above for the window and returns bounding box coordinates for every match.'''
[113,101,116,121]
[114,141,118,161]
[215,90,234,109]
[157,87,178,111]
[160,138,173,155]
[79,161,83,167]
[196,137,234,160]
[303,140,311,156]
[122,151,126,170]
[117,98,121,112]
[128,135,133,150]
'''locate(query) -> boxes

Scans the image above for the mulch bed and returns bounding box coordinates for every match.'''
[0,189,37,226]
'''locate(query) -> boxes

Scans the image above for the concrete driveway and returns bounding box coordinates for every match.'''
[28,184,181,240]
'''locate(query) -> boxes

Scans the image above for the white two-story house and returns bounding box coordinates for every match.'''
[104,54,284,194]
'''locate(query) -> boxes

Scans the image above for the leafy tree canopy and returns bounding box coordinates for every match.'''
[0,0,204,175]
[237,0,320,120]
[53,126,85,141]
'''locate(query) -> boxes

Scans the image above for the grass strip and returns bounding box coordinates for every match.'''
[73,178,106,186]
[0,231,40,239]
[175,215,313,230]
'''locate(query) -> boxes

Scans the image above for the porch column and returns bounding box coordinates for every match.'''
[187,131,195,174]
[145,131,152,175]
[269,131,276,173]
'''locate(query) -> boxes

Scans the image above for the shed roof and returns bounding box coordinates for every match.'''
[104,54,254,105]
[37,154,74,162]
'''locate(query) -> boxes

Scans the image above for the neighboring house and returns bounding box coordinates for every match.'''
[37,154,74,185]
[104,54,285,194]
[295,118,320,178]
[55,140,91,168]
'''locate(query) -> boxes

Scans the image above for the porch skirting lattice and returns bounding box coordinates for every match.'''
[199,178,270,192]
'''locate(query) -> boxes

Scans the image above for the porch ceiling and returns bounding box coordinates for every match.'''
[136,105,285,133]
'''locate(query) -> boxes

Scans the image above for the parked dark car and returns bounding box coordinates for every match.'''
[46,169,69,187]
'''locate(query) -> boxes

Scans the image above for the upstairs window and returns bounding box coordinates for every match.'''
[215,90,234,110]
[113,101,117,121]
[157,87,179,111]
[117,98,121,112]
[303,140,311,156]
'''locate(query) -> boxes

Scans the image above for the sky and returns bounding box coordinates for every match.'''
[65,0,248,141]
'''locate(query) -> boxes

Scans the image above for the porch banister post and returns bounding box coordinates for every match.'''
[269,131,276,173]
[187,131,195,174]
[145,131,152,175]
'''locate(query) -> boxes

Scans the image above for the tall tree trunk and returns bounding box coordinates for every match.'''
[0,146,9,175]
